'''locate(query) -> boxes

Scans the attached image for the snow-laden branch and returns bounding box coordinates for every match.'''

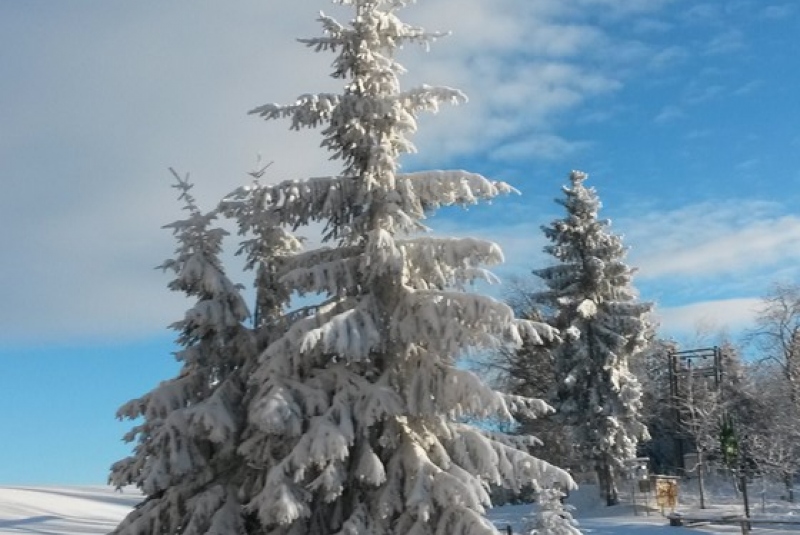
[259,296,382,375]
[222,175,358,240]
[448,424,573,493]
[301,9,441,51]
[281,255,362,297]
[249,93,340,130]
[399,236,503,290]
[393,289,556,353]
[396,84,466,115]
[398,170,518,218]
[222,170,516,244]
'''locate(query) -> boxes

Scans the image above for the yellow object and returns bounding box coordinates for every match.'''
[655,477,679,512]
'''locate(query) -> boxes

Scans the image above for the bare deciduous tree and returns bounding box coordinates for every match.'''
[738,363,800,502]
[674,370,726,509]
[748,283,800,403]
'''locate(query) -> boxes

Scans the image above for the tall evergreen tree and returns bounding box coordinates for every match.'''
[110,169,301,534]
[223,1,573,534]
[527,488,581,535]
[533,170,651,506]
[492,306,576,471]
[110,171,259,533]
[110,2,575,532]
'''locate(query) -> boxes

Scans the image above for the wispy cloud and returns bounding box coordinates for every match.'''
[735,158,759,170]
[0,0,720,343]
[655,298,761,335]
[648,45,689,70]
[571,0,679,17]
[684,129,714,140]
[732,79,763,96]
[704,29,746,55]
[428,194,798,338]
[433,196,794,337]
[684,83,726,104]
[620,201,800,281]
[632,18,673,34]
[0,1,343,343]
[405,3,630,163]
[681,4,723,25]
[654,105,685,123]
[491,134,590,162]
[761,4,795,19]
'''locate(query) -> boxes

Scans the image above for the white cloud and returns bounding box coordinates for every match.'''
[654,105,685,123]
[761,4,795,19]
[0,0,689,343]
[430,198,792,339]
[654,298,761,335]
[399,0,685,166]
[648,45,689,70]
[642,220,800,278]
[684,84,726,104]
[490,134,590,162]
[735,158,759,170]
[571,0,678,17]
[704,29,746,55]
[619,201,800,281]
[0,1,337,343]
[427,195,798,339]
[681,4,723,24]
[632,18,673,34]
[684,129,713,140]
[732,79,763,96]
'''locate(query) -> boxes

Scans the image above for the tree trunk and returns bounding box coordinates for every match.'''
[784,471,795,502]
[597,458,619,506]
[697,449,707,509]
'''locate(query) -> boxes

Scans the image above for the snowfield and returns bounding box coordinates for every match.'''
[2,482,800,534]
[0,486,140,534]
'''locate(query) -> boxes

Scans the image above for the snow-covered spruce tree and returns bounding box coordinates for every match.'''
[110,171,264,534]
[526,488,581,535]
[493,294,578,472]
[533,171,651,506]
[221,160,304,344]
[224,1,574,534]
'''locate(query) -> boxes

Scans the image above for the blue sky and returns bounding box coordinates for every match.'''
[2,0,799,484]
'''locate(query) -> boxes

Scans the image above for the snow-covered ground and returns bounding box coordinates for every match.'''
[489,487,799,534]
[1,478,800,534]
[0,486,140,534]
[488,476,800,535]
